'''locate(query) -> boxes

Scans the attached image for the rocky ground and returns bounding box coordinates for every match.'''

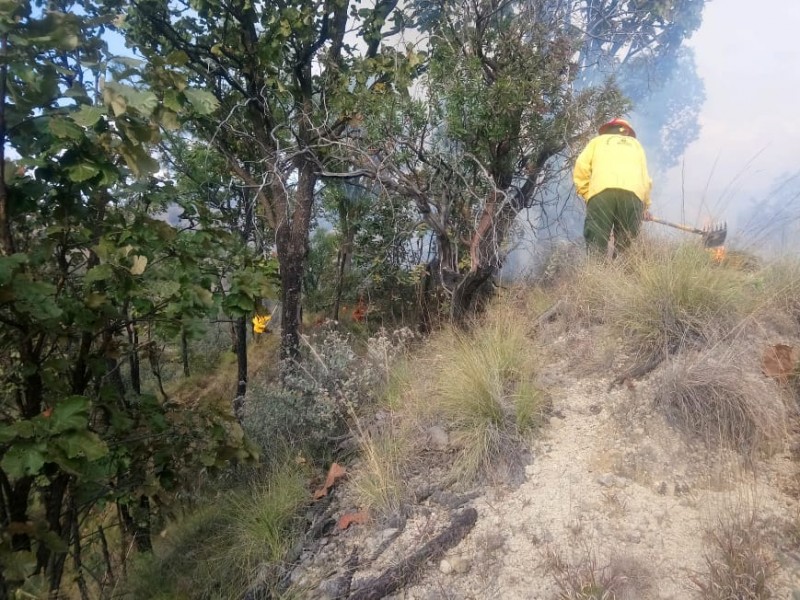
[287,333,800,600]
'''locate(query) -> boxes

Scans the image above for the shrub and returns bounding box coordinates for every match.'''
[242,328,414,463]
[122,461,309,600]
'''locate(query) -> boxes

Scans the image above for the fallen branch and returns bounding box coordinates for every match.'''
[348,508,478,600]
[608,353,664,391]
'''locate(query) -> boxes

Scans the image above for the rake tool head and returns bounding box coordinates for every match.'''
[701,222,727,248]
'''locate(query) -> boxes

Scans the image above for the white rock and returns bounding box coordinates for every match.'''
[439,559,453,574]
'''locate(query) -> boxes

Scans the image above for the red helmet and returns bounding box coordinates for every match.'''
[599,118,636,138]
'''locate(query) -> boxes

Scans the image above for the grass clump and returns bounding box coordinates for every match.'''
[609,242,746,357]
[562,239,748,361]
[427,305,548,483]
[655,349,787,455]
[353,428,409,518]
[693,513,776,599]
[123,462,309,600]
[545,548,651,600]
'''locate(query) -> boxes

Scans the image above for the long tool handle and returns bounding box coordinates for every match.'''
[648,217,702,235]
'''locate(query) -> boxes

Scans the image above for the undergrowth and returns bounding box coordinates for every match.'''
[121,461,309,600]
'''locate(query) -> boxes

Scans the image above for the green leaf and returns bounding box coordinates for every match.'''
[67,162,100,182]
[12,278,62,319]
[54,430,108,460]
[183,88,219,115]
[0,549,37,582]
[49,395,90,433]
[49,117,83,139]
[163,89,182,112]
[73,105,105,127]
[84,263,115,284]
[0,421,36,444]
[1,442,46,478]
[126,90,159,117]
[0,253,27,285]
[159,109,180,131]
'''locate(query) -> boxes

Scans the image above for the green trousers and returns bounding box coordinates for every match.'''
[584,188,645,255]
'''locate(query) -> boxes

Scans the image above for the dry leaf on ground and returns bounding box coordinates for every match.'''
[761,344,798,383]
[337,511,369,530]
[313,462,347,500]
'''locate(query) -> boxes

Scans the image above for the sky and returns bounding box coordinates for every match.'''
[656,0,800,231]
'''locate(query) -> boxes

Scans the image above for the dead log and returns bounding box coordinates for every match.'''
[348,508,478,600]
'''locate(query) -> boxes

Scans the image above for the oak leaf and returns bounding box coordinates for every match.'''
[313,462,346,500]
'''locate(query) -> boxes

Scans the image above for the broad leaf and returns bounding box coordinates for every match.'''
[1,442,47,478]
[67,162,101,182]
[72,105,105,127]
[49,395,90,433]
[183,88,219,115]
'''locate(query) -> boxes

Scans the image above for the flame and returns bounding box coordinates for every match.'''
[709,246,726,264]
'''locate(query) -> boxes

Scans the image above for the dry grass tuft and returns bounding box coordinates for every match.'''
[545,548,651,600]
[655,349,788,456]
[609,242,747,357]
[352,426,409,518]
[693,512,777,599]
[426,304,549,483]
[559,239,749,361]
[366,295,549,488]
[751,258,800,333]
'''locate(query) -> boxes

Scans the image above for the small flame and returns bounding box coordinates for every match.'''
[710,246,726,263]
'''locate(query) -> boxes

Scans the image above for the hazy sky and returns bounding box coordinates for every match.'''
[656,0,800,228]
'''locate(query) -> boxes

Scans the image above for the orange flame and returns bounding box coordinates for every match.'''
[709,246,726,264]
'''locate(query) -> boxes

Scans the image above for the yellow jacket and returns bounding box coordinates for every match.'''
[573,134,652,207]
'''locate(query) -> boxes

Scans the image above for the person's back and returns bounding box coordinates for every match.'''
[573,119,652,255]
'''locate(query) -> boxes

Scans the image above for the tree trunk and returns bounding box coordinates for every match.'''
[276,162,316,362]
[181,327,190,378]
[451,188,518,324]
[128,323,141,394]
[234,315,247,398]
[451,265,495,325]
[36,473,70,583]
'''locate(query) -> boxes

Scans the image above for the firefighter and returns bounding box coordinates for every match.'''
[573,118,653,256]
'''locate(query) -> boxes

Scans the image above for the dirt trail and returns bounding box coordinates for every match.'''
[296,351,800,599]
[395,364,800,600]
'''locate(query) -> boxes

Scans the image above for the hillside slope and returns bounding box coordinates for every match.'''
[291,243,800,600]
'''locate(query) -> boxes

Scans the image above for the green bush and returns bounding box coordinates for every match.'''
[122,462,309,600]
[242,328,414,463]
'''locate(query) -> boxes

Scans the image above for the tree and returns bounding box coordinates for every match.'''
[344,0,707,321]
[0,2,255,595]
[126,0,417,360]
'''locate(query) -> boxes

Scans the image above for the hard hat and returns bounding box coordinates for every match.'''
[599,118,636,138]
